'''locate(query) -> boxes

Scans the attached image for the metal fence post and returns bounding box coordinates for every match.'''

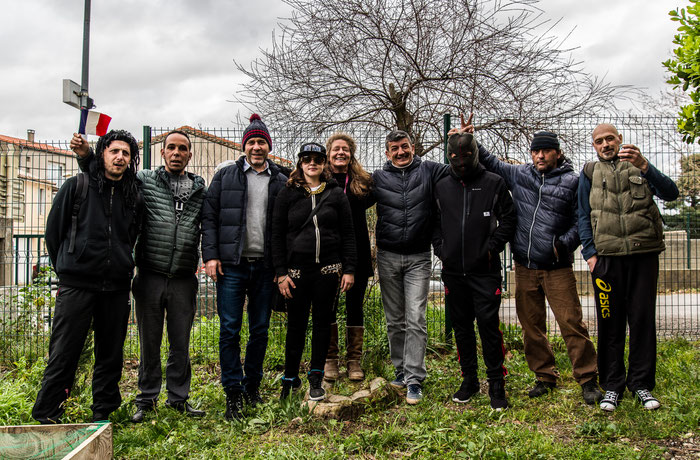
[142,125,151,170]
[443,113,453,344]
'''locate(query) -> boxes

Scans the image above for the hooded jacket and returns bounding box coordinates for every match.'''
[478,144,579,270]
[201,156,288,267]
[45,164,142,291]
[371,157,449,254]
[432,165,516,275]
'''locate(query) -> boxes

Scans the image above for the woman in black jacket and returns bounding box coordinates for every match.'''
[323,133,374,382]
[272,143,356,401]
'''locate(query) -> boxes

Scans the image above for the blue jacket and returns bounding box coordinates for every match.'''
[372,157,449,254]
[201,156,288,267]
[479,144,579,269]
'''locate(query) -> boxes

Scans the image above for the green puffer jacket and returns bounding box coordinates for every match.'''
[589,160,665,256]
[135,167,206,276]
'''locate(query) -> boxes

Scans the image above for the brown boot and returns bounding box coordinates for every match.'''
[346,326,365,381]
[324,323,340,381]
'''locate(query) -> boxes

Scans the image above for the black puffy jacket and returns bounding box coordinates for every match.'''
[478,144,580,269]
[432,165,516,275]
[201,157,288,267]
[372,157,449,254]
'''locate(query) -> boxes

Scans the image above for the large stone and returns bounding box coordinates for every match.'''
[303,377,400,420]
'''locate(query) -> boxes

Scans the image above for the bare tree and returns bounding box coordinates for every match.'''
[235,0,628,156]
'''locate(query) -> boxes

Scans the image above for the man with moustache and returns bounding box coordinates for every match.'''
[71,129,207,422]
[578,123,678,412]
[202,114,288,420]
[33,130,142,424]
[372,130,448,404]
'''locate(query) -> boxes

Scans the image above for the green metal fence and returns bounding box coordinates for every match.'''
[0,115,698,365]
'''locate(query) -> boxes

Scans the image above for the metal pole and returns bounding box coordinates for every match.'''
[687,211,691,270]
[442,113,453,344]
[142,126,152,170]
[80,0,91,109]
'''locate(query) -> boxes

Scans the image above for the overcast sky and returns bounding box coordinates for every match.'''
[0,0,684,142]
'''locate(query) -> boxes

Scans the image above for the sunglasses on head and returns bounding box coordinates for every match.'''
[301,155,325,164]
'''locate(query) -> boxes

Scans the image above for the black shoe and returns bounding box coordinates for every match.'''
[224,390,245,421]
[91,412,109,423]
[581,379,604,405]
[308,371,326,401]
[488,379,508,411]
[131,406,154,423]
[452,379,480,403]
[281,377,302,399]
[528,381,556,398]
[244,385,264,407]
[166,401,205,417]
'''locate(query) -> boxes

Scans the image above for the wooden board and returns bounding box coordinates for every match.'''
[0,423,112,459]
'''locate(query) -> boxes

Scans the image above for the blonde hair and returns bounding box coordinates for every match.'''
[325,133,373,197]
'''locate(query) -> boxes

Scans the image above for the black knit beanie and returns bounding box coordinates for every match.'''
[242,113,272,150]
[530,131,560,151]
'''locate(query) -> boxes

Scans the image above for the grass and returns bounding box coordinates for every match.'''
[0,336,698,458]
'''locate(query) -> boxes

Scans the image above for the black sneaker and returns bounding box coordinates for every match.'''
[634,389,660,410]
[224,389,245,420]
[528,380,556,398]
[244,385,263,407]
[452,379,480,403]
[308,371,326,401]
[390,372,406,389]
[488,379,508,411]
[599,390,621,412]
[581,379,604,405]
[280,376,302,399]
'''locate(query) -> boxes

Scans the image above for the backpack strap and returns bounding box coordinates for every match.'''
[583,162,596,181]
[68,172,89,254]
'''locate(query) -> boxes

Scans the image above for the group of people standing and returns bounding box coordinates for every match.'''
[30,111,677,425]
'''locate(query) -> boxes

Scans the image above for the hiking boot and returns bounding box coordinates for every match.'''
[581,379,603,405]
[600,391,621,412]
[166,401,205,417]
[635,389,660,410]
[324,323,340,381]
[528,380,556,398]
[280,376,302,400]
[244,385,263,407]
[488,379,508,411]
[308,370,326,401]
[452,379,480,403]
[390,372,406,389]
[406,384,423,404]
[224,389,245,420]
[346,326,365,381]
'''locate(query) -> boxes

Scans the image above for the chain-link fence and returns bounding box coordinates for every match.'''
[0,115,698,364]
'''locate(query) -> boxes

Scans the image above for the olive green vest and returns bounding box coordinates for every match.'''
[135,168,206,277]
[589,160,665,256]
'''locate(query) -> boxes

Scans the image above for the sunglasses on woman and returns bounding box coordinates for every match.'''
[301,154,326,164]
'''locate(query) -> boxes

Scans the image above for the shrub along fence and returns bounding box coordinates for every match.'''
[0,115,698,365]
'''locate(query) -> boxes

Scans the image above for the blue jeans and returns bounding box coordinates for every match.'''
[376,249,431,386]
[217,261,274,392]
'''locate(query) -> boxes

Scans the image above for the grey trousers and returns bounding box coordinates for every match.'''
[376,249,431,386]
[133,270,197,408]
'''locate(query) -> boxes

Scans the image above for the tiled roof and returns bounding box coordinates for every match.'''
[144,125,292,165]
[0,134,73,157]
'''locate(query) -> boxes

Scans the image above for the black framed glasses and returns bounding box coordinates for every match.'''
[301,154,325,164]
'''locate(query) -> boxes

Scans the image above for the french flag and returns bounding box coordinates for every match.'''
[79,109,112,136]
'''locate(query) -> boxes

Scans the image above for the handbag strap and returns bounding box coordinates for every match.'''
[299,189,330,229]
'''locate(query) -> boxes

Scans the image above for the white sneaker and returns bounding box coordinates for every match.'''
[635,389,660,410]
[600,391,620,411]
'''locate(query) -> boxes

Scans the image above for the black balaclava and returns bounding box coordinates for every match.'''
[447,133,479,179]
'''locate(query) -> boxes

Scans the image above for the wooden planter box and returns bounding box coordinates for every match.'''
[0,423,112,459]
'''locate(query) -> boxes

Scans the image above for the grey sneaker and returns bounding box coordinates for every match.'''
[406,384,423,404]
[600,391,621,412]
[308,371,326,401]
[390,372,406,389]
[635,389,660,410]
